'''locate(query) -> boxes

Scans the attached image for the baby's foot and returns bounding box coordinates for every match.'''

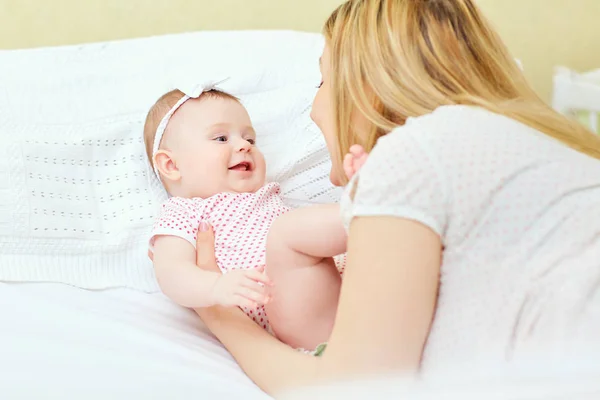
[343,144,368,180]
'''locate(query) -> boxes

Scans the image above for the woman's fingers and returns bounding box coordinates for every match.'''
[195,220,219,270]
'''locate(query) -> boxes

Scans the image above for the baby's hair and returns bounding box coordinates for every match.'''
[143,89,240,167]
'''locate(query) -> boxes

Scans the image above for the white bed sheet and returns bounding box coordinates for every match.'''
[3,281,599,400]
[0,282,268,399]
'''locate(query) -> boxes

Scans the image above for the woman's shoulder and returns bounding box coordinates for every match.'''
[378,104,545,167]
[383,105,513,143]
[357,106,497,206]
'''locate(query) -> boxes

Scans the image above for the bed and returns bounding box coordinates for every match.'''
[1,282,267,398]
[2,21,600,400]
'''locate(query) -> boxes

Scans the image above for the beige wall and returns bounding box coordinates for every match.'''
[1,0,599,101]
[0,0,344,48]
[477,0,600,100]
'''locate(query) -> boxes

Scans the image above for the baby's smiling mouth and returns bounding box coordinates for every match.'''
[228,161,253,172]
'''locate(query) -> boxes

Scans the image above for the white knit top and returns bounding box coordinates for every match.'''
[341,105,600,370]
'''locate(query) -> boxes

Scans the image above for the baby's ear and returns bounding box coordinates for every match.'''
[153,150,181,182]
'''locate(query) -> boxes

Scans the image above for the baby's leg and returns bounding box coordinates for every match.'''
[265,204,346,350]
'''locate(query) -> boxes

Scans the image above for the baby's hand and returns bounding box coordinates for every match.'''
[343,144,368,180]
[210,266,272,309]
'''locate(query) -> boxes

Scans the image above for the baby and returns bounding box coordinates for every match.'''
[144,83,366,352]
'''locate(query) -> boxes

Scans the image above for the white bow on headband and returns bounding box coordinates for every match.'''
[152,78,230,182]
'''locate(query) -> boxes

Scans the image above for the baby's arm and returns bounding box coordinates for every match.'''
[153,235,270,309]
[153,235,219,308]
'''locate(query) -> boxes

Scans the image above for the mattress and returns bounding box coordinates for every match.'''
[1,282,268,399]
[3,283,599,399]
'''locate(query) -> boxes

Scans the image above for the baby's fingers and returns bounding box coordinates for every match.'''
[244,269,273,286]
[237,286,269,306]
[343,153,355,180]
[350,144,368,171]
[349,144,366,158]
[234,295,258,310]
[355,153,368,170]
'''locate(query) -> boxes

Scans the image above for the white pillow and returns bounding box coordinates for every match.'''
[0,30,341,291]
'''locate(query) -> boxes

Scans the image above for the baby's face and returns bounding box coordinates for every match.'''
[166,97,266,198]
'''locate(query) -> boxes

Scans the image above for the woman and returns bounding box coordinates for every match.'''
[194,0,600,395]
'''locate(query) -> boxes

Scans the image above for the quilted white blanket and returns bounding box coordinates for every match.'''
[0,30,340,292]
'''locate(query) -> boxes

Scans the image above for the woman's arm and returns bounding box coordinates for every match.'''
[195,216,442,395]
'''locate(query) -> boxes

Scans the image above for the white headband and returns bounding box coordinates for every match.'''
[152,78,230,182]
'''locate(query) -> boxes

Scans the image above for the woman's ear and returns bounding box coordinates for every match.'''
[153,150,181,182]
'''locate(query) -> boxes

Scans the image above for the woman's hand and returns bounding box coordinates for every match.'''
[148,220,221,269]
[195,220,221,273]
[192,220,221,319]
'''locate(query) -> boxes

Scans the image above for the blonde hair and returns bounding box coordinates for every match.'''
[143,89,239,167]
[324,0,600,184]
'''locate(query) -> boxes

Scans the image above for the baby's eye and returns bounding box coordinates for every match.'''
[214,135,228,142]
[316,81,323,89]
[247,138,256,145]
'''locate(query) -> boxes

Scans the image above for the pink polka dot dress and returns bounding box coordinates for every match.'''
[151,182,345,332]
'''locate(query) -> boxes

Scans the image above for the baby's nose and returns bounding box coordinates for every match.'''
[235,139,251,152]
